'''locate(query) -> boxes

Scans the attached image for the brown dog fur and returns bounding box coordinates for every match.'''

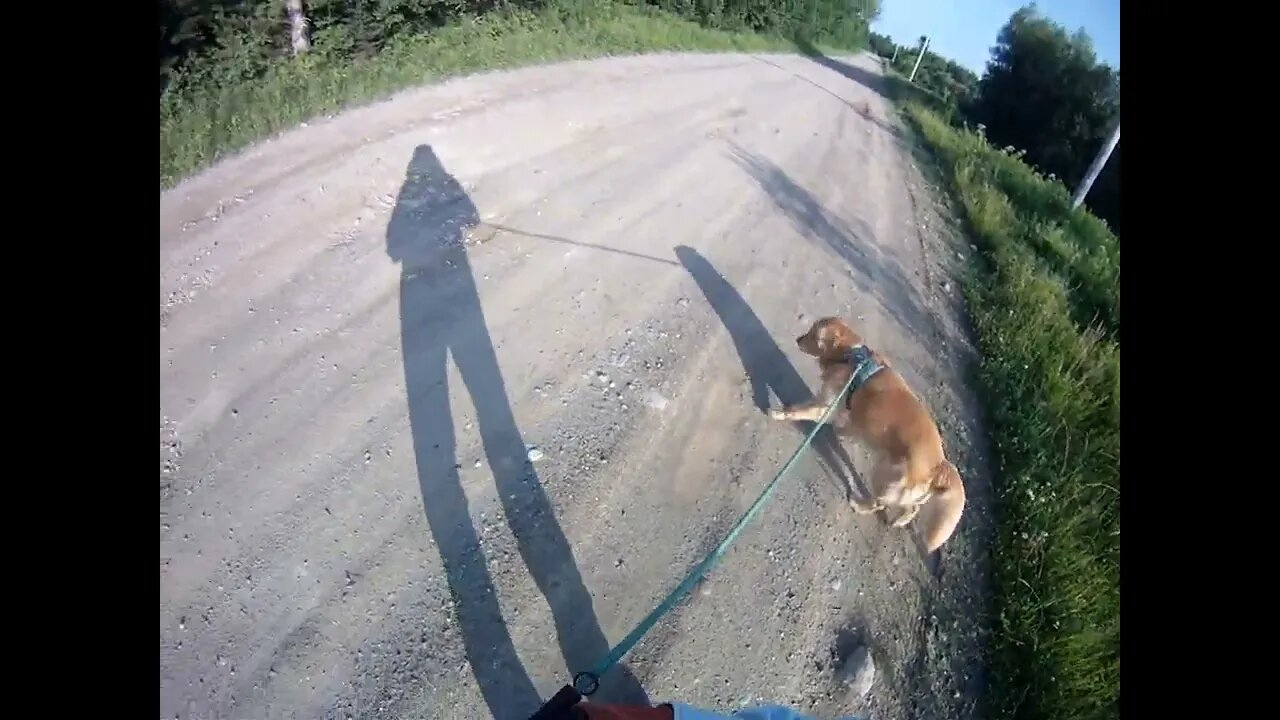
[767,317,965,554]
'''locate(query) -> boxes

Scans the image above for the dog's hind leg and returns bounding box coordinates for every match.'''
[891,503,922,528]
[852,459,907,517]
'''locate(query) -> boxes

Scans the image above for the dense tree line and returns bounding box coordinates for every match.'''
[159,0,879,96]
[646,0,879,47]
[870,31,978,113]
[159,1,546,94]
[874,7,1119,234]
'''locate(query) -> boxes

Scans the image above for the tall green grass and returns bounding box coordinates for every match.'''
[160,1,837,188]
[903,105,1120,720]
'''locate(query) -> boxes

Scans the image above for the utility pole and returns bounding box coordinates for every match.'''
[908,36,930,82]
[1071,120,1120,209]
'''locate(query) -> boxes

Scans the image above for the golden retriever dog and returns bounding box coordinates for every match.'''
[767,317,965,553]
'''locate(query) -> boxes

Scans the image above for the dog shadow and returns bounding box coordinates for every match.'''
[724,143,942,349]
[673,245,863,501]
[388,145,647,718]
[749,55,904,143]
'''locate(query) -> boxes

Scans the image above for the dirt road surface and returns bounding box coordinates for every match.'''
[160,52,993,720]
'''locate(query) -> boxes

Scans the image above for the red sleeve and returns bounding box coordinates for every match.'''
[580,703,676,720]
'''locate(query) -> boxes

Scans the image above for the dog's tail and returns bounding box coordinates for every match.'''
[916,461,966,553]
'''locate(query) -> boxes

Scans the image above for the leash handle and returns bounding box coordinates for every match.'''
[527,683,583,720]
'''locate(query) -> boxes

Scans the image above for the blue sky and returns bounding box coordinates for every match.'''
[872,0,1120,75]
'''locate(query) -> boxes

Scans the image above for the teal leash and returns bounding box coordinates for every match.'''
[569,365,866,697]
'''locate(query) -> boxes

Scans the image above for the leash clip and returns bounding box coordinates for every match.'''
[526,683,583,720]
[573,671,601,696]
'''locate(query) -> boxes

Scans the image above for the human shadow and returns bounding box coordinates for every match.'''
[725,143,941,345]
[388,145,647,718]
[673,245,864,502]
[752,55,866,114]
[791,37,889,100]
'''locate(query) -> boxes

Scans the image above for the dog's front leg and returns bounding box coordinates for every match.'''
[848,496,883,514]
[767,398,831,423]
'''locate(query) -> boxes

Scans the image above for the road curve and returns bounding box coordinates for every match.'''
[160,51,993,720]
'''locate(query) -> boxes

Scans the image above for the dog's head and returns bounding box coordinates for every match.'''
[796,317,863,359]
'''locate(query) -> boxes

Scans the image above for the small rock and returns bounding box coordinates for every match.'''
[644,390,669,411]
[837,646,875,699]
[596,371,610,385]
[526,447,545,462]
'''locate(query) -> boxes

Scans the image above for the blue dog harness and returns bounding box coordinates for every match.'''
[844,344,886,396]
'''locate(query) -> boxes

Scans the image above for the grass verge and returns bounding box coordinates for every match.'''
[900,103,1120,720]
[160,1,846,188]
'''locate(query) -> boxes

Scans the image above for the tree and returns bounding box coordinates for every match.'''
[868,31,895,58]
[285,0,310,55]
[159,0,215,91]
[967,5,1120,232]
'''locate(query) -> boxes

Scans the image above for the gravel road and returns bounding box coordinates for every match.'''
[160,51,993,720]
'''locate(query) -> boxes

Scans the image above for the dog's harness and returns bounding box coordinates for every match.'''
[843,344,886,398]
